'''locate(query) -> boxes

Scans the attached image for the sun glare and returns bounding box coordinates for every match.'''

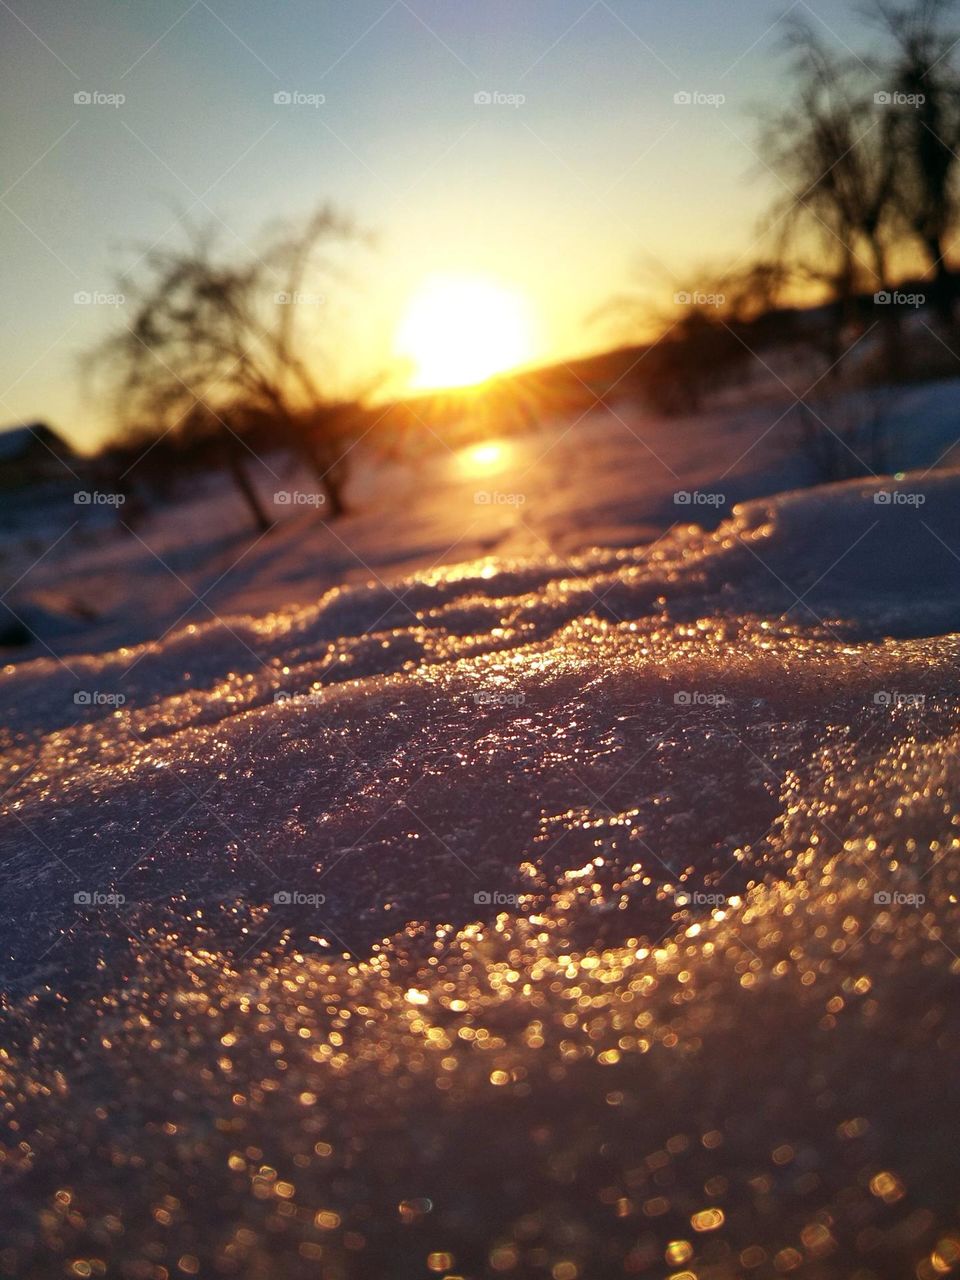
[396,274,535,390]
[458,440,512,477]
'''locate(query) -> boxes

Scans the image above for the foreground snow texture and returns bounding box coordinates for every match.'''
[3,475,960,1279]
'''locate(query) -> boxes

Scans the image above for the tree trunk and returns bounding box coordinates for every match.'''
[300,439,347,519]
[871,240,902,382]
[225,443,272,533]
[925,234,954,326]
[322,468,346,519]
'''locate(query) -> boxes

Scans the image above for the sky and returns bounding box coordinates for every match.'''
[0,0,875,449]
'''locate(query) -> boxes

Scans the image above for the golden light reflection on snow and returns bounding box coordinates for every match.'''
[1,499,960,1277]
[457,438,513,477]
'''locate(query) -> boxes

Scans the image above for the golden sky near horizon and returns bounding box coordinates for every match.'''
[0,0,883,447]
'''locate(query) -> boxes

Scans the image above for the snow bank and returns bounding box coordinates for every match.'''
[1,471,960,1277]
[6,378,960,663]
[1,470,958,969]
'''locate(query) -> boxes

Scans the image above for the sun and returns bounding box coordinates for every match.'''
[396,274,535,390]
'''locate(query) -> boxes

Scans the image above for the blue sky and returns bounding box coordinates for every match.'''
[1,0,875,446]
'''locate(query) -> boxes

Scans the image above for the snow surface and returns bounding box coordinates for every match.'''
[4,378,960,660]
[2,388,960,1278]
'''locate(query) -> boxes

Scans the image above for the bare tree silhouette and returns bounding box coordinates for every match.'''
[763,21,900,327]
[90,205,360,529]
[868,0,960,321]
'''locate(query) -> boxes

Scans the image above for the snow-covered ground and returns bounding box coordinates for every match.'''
[2,382,960,1278]
[3,378,960,659]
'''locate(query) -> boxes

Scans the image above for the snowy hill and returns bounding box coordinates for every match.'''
[4,377,960,661]
[2,398,960,1275]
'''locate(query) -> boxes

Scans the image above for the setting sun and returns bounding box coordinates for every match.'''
[396,274,536,390]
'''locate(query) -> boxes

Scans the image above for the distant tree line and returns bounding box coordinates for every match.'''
[613,0,960,418]
[765,0,960,333]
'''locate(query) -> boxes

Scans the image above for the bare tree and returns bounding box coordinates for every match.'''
[766,22,900,290]
[868,0,960,321]
[760,20,906,373]
[91,205,360,527]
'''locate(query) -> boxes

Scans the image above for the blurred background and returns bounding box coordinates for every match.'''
[3,0,960,653]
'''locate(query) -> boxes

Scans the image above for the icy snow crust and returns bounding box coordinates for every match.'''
[2,475,960,1278]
